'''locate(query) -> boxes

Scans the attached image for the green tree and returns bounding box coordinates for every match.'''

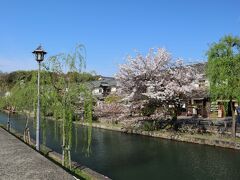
[0,71,38,137]
[43,44,92,168]
[11,74,37,142]
[0,94,13,131]
[207,35,240,138]
[0,45,93,168]
[0,45,93,169]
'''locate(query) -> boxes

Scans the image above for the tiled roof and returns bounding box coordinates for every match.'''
[87,77,117,89]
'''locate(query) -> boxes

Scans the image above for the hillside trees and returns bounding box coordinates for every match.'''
[207,35,240,138]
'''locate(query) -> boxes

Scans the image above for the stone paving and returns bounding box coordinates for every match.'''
[0,128,75,180]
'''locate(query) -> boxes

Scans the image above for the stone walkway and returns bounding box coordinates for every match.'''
[0,128,75,180]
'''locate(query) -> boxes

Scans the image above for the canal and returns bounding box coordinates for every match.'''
[0,112,240,180]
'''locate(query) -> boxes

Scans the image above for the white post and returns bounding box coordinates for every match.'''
[36,61,41,151]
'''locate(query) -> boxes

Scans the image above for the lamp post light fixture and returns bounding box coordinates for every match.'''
[32,45,47,151]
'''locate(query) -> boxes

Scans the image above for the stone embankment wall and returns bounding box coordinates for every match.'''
[79,122,240,150]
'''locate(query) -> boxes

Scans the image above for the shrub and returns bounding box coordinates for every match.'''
[142,121,155,131]
[104,94,122,104]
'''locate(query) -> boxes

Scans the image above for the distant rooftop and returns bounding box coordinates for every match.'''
[87,76,117,89]
[190,62,207,75]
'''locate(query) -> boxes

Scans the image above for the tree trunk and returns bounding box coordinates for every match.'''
[62,118,66,166]
[68,145,71,170]
[231,102,236,138]
[7,111,10,131]
[28,129,31,144]
[62,94,66,166]
[171,107,178,131]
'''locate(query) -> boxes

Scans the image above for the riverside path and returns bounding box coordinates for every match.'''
[0,127,75,180]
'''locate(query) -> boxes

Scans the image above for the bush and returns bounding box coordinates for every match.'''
[104,94,121,104]
[142,121,155,131]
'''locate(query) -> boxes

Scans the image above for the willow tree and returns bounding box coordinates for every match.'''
[43,44,92,168]
[0,71,38,142]
[0,93,14,131]
[207,35,240,138]
[5,72,38,142]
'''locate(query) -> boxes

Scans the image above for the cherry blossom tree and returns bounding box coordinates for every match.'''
[94,103,127,118]
[116,48,200,118]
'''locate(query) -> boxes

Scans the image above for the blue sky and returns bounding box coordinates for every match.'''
[0,0,239,76]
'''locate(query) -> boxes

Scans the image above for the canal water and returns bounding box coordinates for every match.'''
[0,112,240,180]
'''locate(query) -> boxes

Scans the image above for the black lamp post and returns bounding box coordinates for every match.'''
[32,45,47,151]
